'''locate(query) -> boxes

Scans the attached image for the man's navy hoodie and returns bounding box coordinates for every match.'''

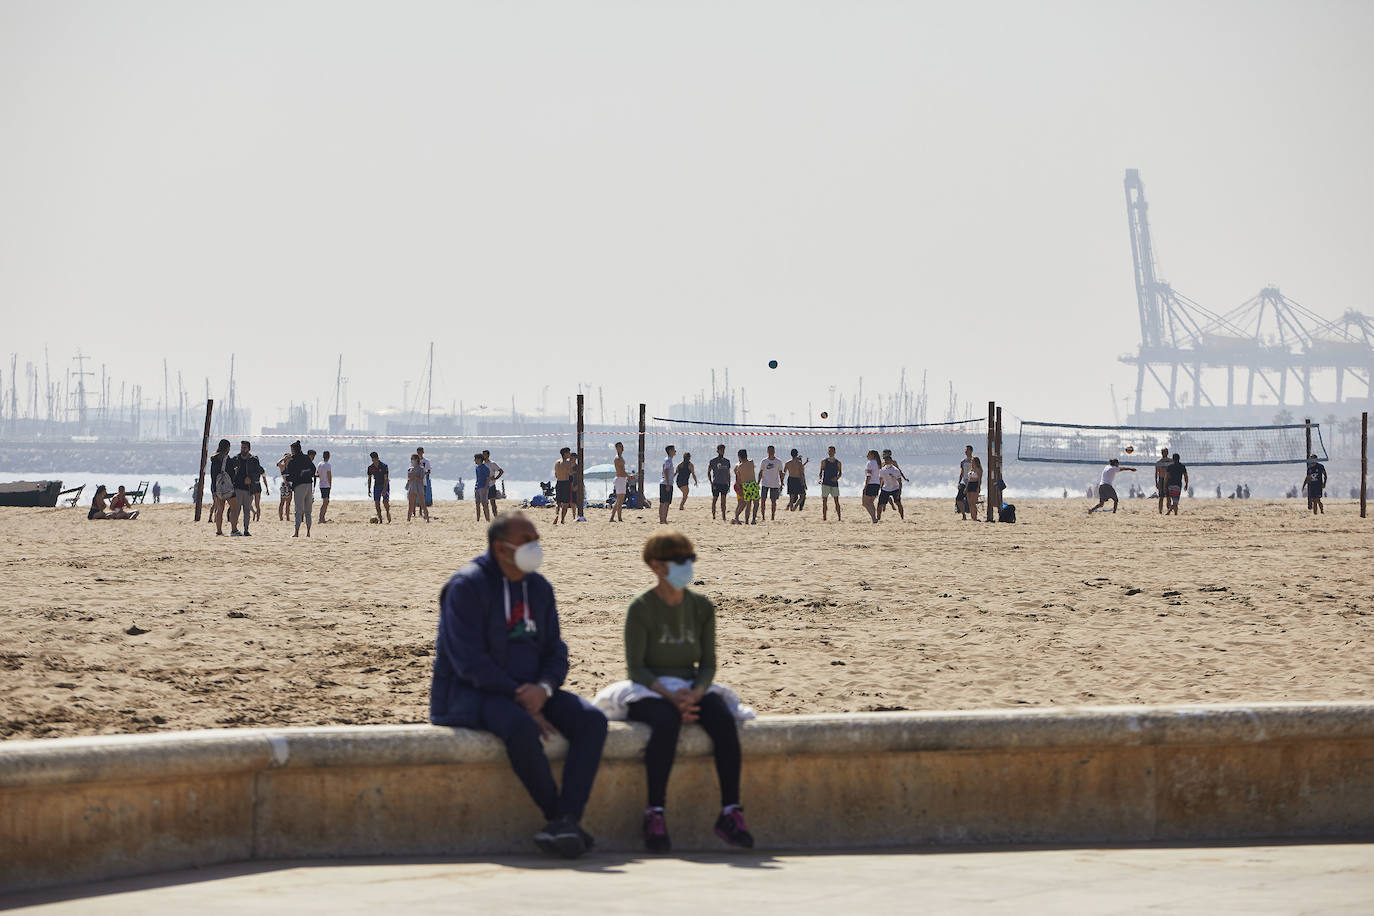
[429,551,569,728]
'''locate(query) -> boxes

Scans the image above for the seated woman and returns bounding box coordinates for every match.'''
[88,485,110,520]
[595,531,755,853]
[107,485,140,519]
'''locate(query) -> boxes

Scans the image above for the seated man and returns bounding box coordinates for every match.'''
[430,511,607,858]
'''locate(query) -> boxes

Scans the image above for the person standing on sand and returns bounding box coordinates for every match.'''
[610,442,630,522]
[417,446,433,508]
[209,439,233,535]
[733,449,759,525]
[483,450,504,515]
[429,511,608,859]
[1165,453,1189,516]
[659,445,677,525]
[818,445,842,520]
[473,453,491,521]
[277,450,293,521]
[963,456,983,521]
[1088,458,1135,514]
[1153,447,1171,513]
[317,451,333,523]
[152,482,160,504]
[1303,454,1327,515]
[757,446,784,521]
[552,447,575,525]
[286,441,316,536]
[706,445,731,522]
[784,449,808,511]
[367,451,391,524]
[876,453,907,520]
[227,440,266,536]
[861,449,882,523]
[956,445,974,517]
[406,453,430,523]
[675,452,697,511]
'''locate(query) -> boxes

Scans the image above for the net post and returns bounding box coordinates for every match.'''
[637,405,646,508]
[576,395,585,519]
[994,405,1003,514]
[193,399,213,522]
[1305,417,1312,460]
[985,401,995,521]
[1361,411,1368,519]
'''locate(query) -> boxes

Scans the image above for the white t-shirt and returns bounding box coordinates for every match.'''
[759,458,784,488]
[1100,465,1120,486]
[879,465,903,491]
[487,461,502,479]
[662,456,674,484]
[866,459,881,485]
[419,457,431,477]
[317,461,332,488]
[959,457,972,484]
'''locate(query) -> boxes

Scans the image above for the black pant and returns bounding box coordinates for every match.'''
[626,692,741,809]
[479,690,608,822]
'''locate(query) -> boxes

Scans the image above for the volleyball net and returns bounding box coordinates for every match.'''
[1016,420,1327,466]
[643,417,988,462]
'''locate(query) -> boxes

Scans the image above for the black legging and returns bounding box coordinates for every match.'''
[626,692,741,808]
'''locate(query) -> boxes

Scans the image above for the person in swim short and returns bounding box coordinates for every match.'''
[368,451,391,524]
[784,449,808,511]
[1089,458,1135,514]
[553,447,575,524]
[733,449,759,525]
[1153,447,1171,514]
[611,442,629,522]
[818,445,842,520]
[706,444,731,522]
[876,454,907,520]
[659,446,677,525]
[756,446,784,521]
[675,452,697,511]
[1165,453,1188,515]
[1303,454,1327,515]
[862,450,881,523]
[473,453,491,522]
[317,450,333,524]
[956,444,974,519]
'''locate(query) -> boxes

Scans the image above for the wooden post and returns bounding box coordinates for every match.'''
[985,400,995,521]
[637,404,647,509]
[1361,411,1368,519]
[994,405,1003,516]
[1305,417,1312,460]
[575,394,585,520]
[193,399,213,521]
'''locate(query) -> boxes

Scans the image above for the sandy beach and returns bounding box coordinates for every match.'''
[1,497,1370,740]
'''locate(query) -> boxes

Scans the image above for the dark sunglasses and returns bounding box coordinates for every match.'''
[661,553,697,564]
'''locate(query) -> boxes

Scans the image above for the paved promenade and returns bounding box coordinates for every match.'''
[4,842,1372,914]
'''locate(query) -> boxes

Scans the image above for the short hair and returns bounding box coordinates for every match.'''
[827,445,836,452]
[615,441,623,448]
[1110,458,1119,466]
[482,450,491,457]
[560,447,571,456]
[965,444,973,451]
[766,445,775,451]
[417,446,424,453]
[683,452,691,460]
[307,449,316,458]
[790,449,798,458]
[241,440,251,448]
[322,450,330,460]
[642,530,694,565]
[487,510,531,549]
[716,443,725,451]
[665,445,675,454]
[370,451,379,459]
[411,453,420,461]
[1172,452,1181,461]
[738,448,748,459]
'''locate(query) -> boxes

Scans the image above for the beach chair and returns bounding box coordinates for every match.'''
[128,481,150,504]
[59,485,85,508]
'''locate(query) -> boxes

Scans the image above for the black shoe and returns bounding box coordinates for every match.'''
[642,808,671,853]
[534,817,586,859]
[714,807,754,849]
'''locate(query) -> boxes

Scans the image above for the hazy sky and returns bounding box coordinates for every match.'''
[3,1,1372,430]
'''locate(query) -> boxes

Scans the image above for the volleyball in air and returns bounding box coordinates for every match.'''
[820,411,829,419]
[768,359,778,369]
[1124,446,1135,454]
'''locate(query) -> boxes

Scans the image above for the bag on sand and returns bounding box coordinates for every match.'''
[214,458,234,499]
[998,502,1016,523]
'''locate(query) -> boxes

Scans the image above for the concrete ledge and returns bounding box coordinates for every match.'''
[3,702,1374,892]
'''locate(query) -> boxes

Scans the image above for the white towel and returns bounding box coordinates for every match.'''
[593,676,756,723]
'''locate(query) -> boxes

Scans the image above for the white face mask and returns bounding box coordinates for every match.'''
[509,540,544,574]
[665,559,694,590]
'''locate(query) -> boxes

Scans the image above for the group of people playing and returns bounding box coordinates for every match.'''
[363,448,436,524]
[1088,447,1191,515]
[430,513,753,858]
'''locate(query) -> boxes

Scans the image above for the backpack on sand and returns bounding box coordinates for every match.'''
[998,503,1016,523]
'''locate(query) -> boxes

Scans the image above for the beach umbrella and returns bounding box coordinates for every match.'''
[582,464,617,480]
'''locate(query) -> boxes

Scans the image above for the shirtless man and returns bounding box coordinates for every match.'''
[757,445,785,521]
[610,442,629,522]
[552,447,576,524]
[956,445,974,517]
[1153,447,1171,514]
[784,449,808,511]
[706,444,731,521]
[658,445,676,524]
[733,448,759,525]
[818,445,842,520]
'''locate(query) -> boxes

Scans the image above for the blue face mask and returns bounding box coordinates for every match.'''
[665,560,694,590]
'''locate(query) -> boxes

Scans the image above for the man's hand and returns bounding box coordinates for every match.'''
[515,682,549,717]
[672,686,702,723]
[530,711,558,739]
